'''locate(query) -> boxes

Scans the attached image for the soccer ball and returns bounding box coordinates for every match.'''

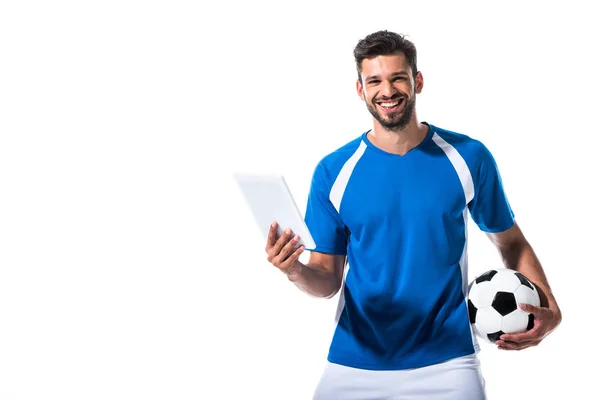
[467,268,540,343]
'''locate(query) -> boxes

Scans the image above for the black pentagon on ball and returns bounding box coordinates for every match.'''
[468,299,477,324]
[487,330,504,342]
[475,270,498,283]
[514,271,534,290]
[491,291,517,316]
[527,313,535,330]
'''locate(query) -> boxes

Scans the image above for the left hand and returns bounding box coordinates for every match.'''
[495,303,561,350]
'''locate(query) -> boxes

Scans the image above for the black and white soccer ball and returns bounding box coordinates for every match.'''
[467,268,540,343]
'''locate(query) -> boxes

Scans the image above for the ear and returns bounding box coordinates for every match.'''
[415,71,424,94]
[356,79,365,101]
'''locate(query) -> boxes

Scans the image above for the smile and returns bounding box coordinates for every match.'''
[377,97,405,113]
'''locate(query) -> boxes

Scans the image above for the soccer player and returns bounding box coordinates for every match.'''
[264,30,562,399]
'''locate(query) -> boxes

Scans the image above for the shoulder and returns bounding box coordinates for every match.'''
[431,124,487,153]
[312,133,366,183]
[430,124,495,167]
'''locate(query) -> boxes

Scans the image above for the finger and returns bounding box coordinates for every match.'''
[500,326,541,343]
[280,245,305,275]
[497,342,519,351]
[275,228,293,249]
[497,339,539,351]
[496,338,535,347]
[274,234,301,265]
[519,303,549,319]
[282,234,302,261]
[498,344,521,351]
[497,340,519,350]
[267,228,293,262]
[265,222,279,250]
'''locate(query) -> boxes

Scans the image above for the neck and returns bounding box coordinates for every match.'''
[368,116,429,156]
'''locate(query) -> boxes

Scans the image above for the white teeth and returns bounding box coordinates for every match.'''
[380,100,400,107]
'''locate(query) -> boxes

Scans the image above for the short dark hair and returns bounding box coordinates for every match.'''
[353,30,418,81]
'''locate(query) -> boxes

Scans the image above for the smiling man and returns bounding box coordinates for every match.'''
[264,30,562,399]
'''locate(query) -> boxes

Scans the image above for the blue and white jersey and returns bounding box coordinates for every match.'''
[304,123,515,371]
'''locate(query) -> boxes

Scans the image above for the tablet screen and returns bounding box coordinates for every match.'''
[233,173,316,250]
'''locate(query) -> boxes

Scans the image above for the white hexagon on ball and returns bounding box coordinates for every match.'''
[474,306,502,333]
[468,280,495,309]
[514,282,541,308]
[489,268,522,293]
[501,309,531,334]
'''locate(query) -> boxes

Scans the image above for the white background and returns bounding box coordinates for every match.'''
[1,0,598,399]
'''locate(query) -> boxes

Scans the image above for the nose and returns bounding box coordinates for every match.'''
[380,80,396,98]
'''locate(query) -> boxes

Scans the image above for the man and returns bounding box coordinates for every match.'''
[265,30,562,399]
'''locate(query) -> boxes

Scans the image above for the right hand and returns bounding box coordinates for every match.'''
[265,222,305,280]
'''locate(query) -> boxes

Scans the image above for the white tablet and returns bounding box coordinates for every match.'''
[233,172,316,251]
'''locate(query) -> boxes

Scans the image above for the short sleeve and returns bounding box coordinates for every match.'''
[468,144,515,233]
[304,162,348,255]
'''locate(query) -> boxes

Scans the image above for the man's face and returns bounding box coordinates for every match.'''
[356,53,423,131]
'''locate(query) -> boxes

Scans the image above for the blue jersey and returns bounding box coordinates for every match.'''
[304,123,514,371]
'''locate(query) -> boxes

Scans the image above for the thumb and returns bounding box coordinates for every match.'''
[519,302,543,317]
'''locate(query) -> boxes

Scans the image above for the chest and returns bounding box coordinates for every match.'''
[339,153,468,231]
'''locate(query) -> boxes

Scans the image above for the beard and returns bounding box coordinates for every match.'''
[365,93,416,132]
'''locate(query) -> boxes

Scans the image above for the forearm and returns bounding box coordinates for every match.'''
[288,260,342,299]
[500,241,560,315]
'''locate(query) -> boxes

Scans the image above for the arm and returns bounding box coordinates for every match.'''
[487,221,562,349]
[465,140,561,349]
[290,251,346,299]
[266,160,349,298]
[266,223,346,298]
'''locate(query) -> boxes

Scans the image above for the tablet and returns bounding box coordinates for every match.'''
[233,172,316,251]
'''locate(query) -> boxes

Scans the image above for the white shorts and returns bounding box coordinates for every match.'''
[312,354,486,400]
